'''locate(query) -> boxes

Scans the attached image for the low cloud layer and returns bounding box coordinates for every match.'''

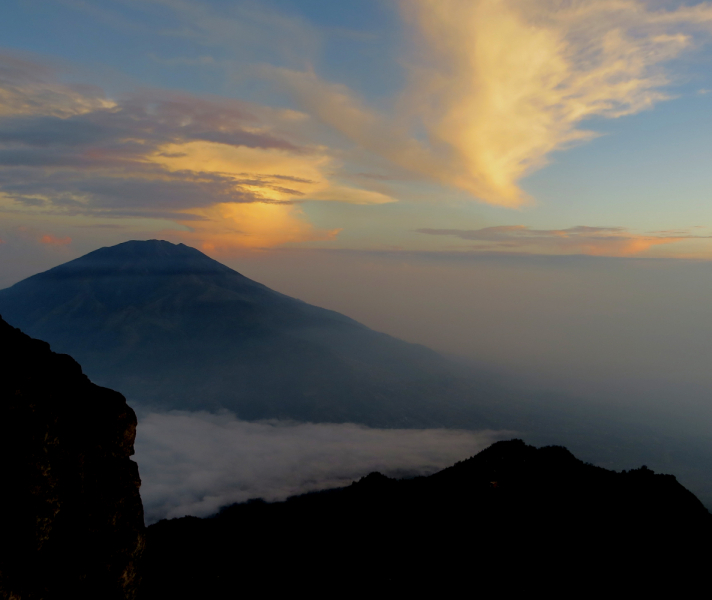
[134,410,505,523]
[417,225,711,257]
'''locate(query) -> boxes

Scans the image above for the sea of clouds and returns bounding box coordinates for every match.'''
[134,410,507,523]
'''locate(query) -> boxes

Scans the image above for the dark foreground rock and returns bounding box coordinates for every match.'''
[142,439,712,597]
[0,316,145,600]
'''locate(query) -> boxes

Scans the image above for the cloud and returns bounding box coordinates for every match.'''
[134,410,505,523]
[417,225,709,256]
[0,54,395,248]
[13,225,73,248]
[150,140,394,205]
[0,52,113,118]
[267,67,449,189]
[175,202,341,253]
[39,233,71,246]
[272,0,712,206]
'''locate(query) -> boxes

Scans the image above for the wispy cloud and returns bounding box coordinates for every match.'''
[0,53,113,118]
[271,0,712,206]
[417,225,710,256]
[134,410,506,523]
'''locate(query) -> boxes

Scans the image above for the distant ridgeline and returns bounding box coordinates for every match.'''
[0,316,145,599]
[141,439,712,596]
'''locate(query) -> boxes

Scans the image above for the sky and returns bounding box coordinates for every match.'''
[3,0,712,384]
[4,0,712,515]
[3,0,712,261]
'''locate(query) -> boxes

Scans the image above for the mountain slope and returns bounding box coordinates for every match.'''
[0,240,509,427]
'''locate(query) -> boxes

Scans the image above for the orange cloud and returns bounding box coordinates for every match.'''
[14,226,73,247]
[416,225,708,257]
[173,202,340,255]
[574,235,683,257]
[151,141,395,205]
[39,234,71,246]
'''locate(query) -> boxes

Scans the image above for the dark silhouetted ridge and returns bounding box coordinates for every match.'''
[141,439,712,597]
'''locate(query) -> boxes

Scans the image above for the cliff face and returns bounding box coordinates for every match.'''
[0,316,145,600]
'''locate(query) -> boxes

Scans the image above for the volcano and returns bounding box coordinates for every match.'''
[0,240,509,427]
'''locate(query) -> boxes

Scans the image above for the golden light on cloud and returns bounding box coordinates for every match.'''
[0,53,395,255]
[177,202,340,255]
[149,140,392,250]
[152,141,395,205]
[574,234,685,257]
[273,0,712,207]
[399,0,694,205]
[416,225,707,257]
[401,0,712,206]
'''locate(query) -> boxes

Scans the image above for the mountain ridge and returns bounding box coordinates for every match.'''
[141,438,712,597]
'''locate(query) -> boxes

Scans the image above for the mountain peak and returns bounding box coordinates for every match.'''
[100,239,195,256]
[81,239,216,263]
[25,239,236,280]
[107,238,187,251]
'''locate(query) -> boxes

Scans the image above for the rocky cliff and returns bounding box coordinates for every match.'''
[0,316,144,600]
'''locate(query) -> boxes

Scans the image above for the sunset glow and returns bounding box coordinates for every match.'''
[2,0,712,261]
